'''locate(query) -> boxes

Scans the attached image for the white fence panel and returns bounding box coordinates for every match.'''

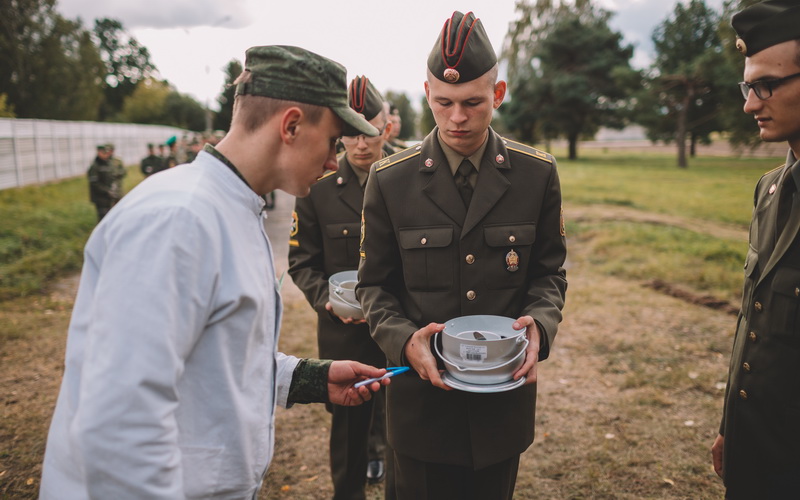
[0,118,184,190]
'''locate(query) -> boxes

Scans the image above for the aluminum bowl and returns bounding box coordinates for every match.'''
[435,332,528,385]
[328,270,363,320]
[442,315,526,365]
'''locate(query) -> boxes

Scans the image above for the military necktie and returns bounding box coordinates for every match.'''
[455,159,474,207]
[776,170,796,240]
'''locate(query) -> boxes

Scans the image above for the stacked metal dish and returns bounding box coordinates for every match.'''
[435,315,528,388]
[328,270,363,320]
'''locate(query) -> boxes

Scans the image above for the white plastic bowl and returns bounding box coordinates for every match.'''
[328,270,363,320]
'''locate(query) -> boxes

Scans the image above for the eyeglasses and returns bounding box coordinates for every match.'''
[340,124,387,145]
[739,71,800,100]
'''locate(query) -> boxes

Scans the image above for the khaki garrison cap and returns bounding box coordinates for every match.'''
[236,45,378,137]
[427,11,497,84]
[732,0,800,56]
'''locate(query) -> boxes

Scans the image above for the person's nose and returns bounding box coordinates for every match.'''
[450,105,468,125]
[743,88,762,114]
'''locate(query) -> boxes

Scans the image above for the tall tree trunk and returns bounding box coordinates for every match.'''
[568,132,578,160]
[675,84,693,168]
[690,133,697,157]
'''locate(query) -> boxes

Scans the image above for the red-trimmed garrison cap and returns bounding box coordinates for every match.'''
[427,11,497,84]
[348,76,385,122]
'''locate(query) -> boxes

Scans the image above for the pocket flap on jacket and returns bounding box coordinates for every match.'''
[398,226,453,249]
[484,223,536,247]
[772,267,800,298]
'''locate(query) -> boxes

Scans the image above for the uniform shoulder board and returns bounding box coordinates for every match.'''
[502,138,553,164]
[765,164,785,176]
[375,146,421,172]
[318,170,338,181]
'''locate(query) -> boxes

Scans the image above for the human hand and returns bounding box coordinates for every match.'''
[325,302,367,324]
[404,323,451,390]
[711,434,724,478]
[327,360,388,406]
[512,315,540,384]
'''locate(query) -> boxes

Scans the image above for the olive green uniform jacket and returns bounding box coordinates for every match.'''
[720,152,800,498]
[357,127,567,469]
[288,156,384,366]
[140,154,165,176]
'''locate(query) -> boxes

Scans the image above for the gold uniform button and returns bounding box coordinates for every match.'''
[748,331,757,342]
[739,390,748,400]
[795,287,800,297]
[342,229,349,236]
[421,237,427,245]
[509,235,516,243]
[466,290,476,300]
[466,254,475,264]
[754,301,763,312]
[743,362,751,373]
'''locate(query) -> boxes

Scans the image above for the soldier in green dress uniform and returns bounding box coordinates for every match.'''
[140,143,165,177]
[289,75,394,500]
[713,2,800,498]
[357,11,567,500]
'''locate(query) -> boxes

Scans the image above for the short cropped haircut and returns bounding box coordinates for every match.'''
[231,71,325,132]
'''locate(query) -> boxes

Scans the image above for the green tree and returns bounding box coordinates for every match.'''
[213,59,242,132]
[385,90,417,140]
[0,0,105,119]
[502,0,635,159]
[0,93,14,117]
[637,0,727,167]
[419,95,435,137]
[93,18,158,120]
[117,78,204,130]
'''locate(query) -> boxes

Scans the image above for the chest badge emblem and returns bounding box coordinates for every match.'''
[506,249,519,272]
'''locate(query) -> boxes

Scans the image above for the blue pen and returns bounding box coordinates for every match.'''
[354,366,410,388]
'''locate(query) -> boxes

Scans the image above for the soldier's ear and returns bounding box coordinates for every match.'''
[493,81,507,109]
[280,107,303,144]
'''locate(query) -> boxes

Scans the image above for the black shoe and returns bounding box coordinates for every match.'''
[366,459,385,484]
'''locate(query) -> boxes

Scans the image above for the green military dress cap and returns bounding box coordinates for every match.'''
[427,11,497,84]
[165,135,177,146]
[347,76,384,123]
[732,0,800,56]
[236,45,378,137]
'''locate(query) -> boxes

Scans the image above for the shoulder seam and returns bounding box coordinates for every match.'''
[766,164,785,176]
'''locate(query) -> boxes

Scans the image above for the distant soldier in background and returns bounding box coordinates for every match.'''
[87,145,123,221]
[157,143,167,161]
[140,143,164,177]
[185,138,202,163]
[164,136,178,169]
[387,105,408,150]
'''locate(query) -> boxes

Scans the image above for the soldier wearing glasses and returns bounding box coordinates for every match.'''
[289,76,392,499]
[713,2,800,498]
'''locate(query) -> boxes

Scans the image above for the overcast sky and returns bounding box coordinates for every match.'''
[56,0,726,111]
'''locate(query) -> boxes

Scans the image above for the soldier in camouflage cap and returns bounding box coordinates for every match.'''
[358,11,566,500]
[712,3,800,499]
[289,74,393,498]
[41,45,388,500]
[86,144,121,221]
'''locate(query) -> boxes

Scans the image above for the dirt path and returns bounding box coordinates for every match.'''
[1,197,734,499]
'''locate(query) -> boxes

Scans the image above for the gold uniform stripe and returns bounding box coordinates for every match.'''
[289,239,299,247]
[319,170,337,180]
[505,144,553,164]
[376,151,421,172]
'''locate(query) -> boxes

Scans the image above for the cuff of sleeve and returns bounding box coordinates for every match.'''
[535,320,550,361]
[288,358,333,405]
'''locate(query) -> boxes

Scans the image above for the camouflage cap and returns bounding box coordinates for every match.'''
[347,76,385,124]
[732,0,800,56]
[427,11,497,84]
[235,45,378,137]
